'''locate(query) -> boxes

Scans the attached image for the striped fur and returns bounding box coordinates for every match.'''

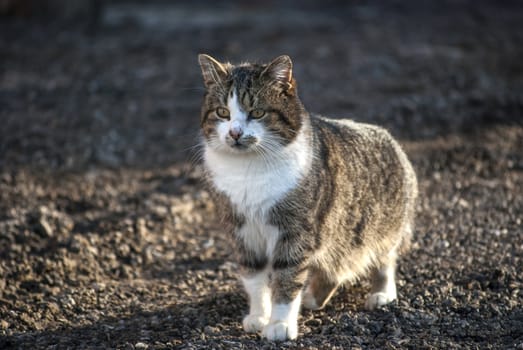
[198,54,418,341]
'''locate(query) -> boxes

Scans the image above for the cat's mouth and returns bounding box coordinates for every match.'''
[224,136,257,152]
[229,140,250,151]
[232,141,247,148]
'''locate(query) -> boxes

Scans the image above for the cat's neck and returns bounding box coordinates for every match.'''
[204,121,312,219]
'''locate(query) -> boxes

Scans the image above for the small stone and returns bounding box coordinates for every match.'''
[92,282,106,292]
[152,205,168,217]
[203,238,214,249]
[134,342,148,349]
[438,239,450,249]
[0,320,9,329]
[60,295,76,308]
[47,302,60,314]
[458,198,469,208]
[35,217,53,237]
[203,325,218,335]
[305,318,322,327]
[57,214,75,232]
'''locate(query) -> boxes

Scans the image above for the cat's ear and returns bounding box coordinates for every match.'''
[262,55,293,90]
[198,54,229,88]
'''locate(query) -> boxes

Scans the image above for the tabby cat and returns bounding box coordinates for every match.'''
[197,54,418,341]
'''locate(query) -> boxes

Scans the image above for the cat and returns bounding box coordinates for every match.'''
[197,54,418,341]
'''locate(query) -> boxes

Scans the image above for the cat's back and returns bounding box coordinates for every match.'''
[310,115,407,168]
[309,114,417,207]
[312,115,395,151]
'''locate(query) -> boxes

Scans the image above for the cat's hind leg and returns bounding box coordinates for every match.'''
[241,269,271,332]
[365,249,398,310]
[302,267,339,310]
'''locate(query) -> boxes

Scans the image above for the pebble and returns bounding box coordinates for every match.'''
[304,318,322,327]
[46,302,60,314]
[203,325,218,335]
[35,217,53,238]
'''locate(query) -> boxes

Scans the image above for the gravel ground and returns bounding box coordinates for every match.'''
[1,1,523,349]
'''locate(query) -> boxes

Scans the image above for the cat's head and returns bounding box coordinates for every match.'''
[198,54,305,154]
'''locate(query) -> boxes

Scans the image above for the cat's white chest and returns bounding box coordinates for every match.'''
[204,132,311,217]
[205,152,291,214]
[204,131,311,257]
[205,150,293,257]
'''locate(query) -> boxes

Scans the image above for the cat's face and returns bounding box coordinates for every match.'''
[198,55,303,154]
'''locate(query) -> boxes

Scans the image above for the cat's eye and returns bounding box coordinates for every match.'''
[216,107,230,119]
[250,109,266,119]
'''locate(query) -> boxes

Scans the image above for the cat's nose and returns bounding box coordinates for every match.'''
[229,128,243,141]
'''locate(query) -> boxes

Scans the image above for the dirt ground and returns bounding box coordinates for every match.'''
[1,1,523,349]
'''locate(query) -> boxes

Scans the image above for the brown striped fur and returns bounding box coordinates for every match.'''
[198,54,418,340]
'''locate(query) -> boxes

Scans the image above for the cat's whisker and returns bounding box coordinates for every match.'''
[188,147,207,170]
[253,147,273,176]
[255,141,286,167]
[196,54,418,342]
[256,145,283,176]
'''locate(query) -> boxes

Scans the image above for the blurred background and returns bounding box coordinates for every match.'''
[1,1,522,349]
[2,0,522,170]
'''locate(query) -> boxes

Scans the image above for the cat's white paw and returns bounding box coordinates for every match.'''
[262,321,298,341]
[365,292,396,310]
[243,314,269,333]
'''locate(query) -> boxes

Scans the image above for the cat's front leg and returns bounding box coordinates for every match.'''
[241,268,271,333]
[263,266,308,341]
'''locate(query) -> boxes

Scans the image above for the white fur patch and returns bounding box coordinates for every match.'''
[263,292,302,340]
[242,271,271,332]
[365,264,397,310]
[204,101,312,259]
[205,124,311,218]
[228,90,247,123]
[204,90,312,341]
[236,223,280,260]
